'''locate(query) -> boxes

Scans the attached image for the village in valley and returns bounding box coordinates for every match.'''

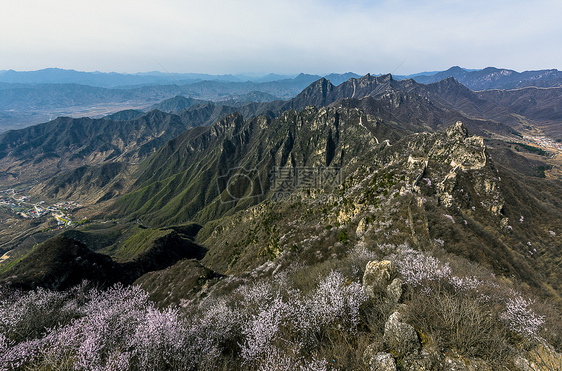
[524,134,562,152]
[0,188,81,228]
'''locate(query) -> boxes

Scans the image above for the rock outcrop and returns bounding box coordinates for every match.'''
[363,345,397,371]
[386,277,404,304]
[383,311,421,358]
[363,260,397,298]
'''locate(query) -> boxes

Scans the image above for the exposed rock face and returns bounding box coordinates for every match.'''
[386,277,404,304]
[363,345,397,371]
[512,344,562,371]
[513,356,534,371]
[116,106,389,227]
[356,217,369,237]
[401,350,435,371]
[438,121,487,171]
[427,122,494,210]
[368,352,397,371]
[383,311,421,358]
[363,260,397,298]
[440,353,492,371]
[363,261,403,307]
[369,121,505,216]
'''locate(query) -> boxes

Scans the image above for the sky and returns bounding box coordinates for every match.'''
[1,0,561,75]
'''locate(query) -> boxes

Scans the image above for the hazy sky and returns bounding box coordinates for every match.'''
[1,0,561,75]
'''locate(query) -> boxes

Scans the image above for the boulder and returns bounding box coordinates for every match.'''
[356,218,368,237]
[401,350,434,371]
[513,344,562,371]
[363,346,396,371]
[363,343,379,366]
[442,355,492,370]
[383,311,420,358]
[386,277,404,304]
[363,260,397,298]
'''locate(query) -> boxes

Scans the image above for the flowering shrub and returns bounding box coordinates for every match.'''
[130,307,190,369]
[347,243,379,279]
[0,284,192,370]
[501,294,545,341]
[390,244,547,351]
[51,284,161,370]
[0,286,77,343]
[241,296,290,363]
[391,247,452,286]
[256,347,329,371]
[308,270,366,330]
[0,244,555,370]
[257,346,300,371]
[239,270,367,366]
[0,333,7,353]
[449,275,482,292]
[0,266,370,370]
[236,280,275,308]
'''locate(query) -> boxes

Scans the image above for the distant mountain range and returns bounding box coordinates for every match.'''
[2,66,562,133]
[1,70,561,209]
[0,68,299,87]
[105,73,562,226]
[409,66,562,90]
[3,66,561,90]
[0,72,346,131]
[0,69,356,93]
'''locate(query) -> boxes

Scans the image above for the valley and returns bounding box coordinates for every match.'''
[0,102,158,133]
[486,120,562,179]
[0,187,91,271]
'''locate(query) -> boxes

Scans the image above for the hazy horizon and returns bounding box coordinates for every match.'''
[2,0,561,76]
[0,66,549,78]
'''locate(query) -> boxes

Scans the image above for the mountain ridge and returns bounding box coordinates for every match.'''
[412,66,562,90]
